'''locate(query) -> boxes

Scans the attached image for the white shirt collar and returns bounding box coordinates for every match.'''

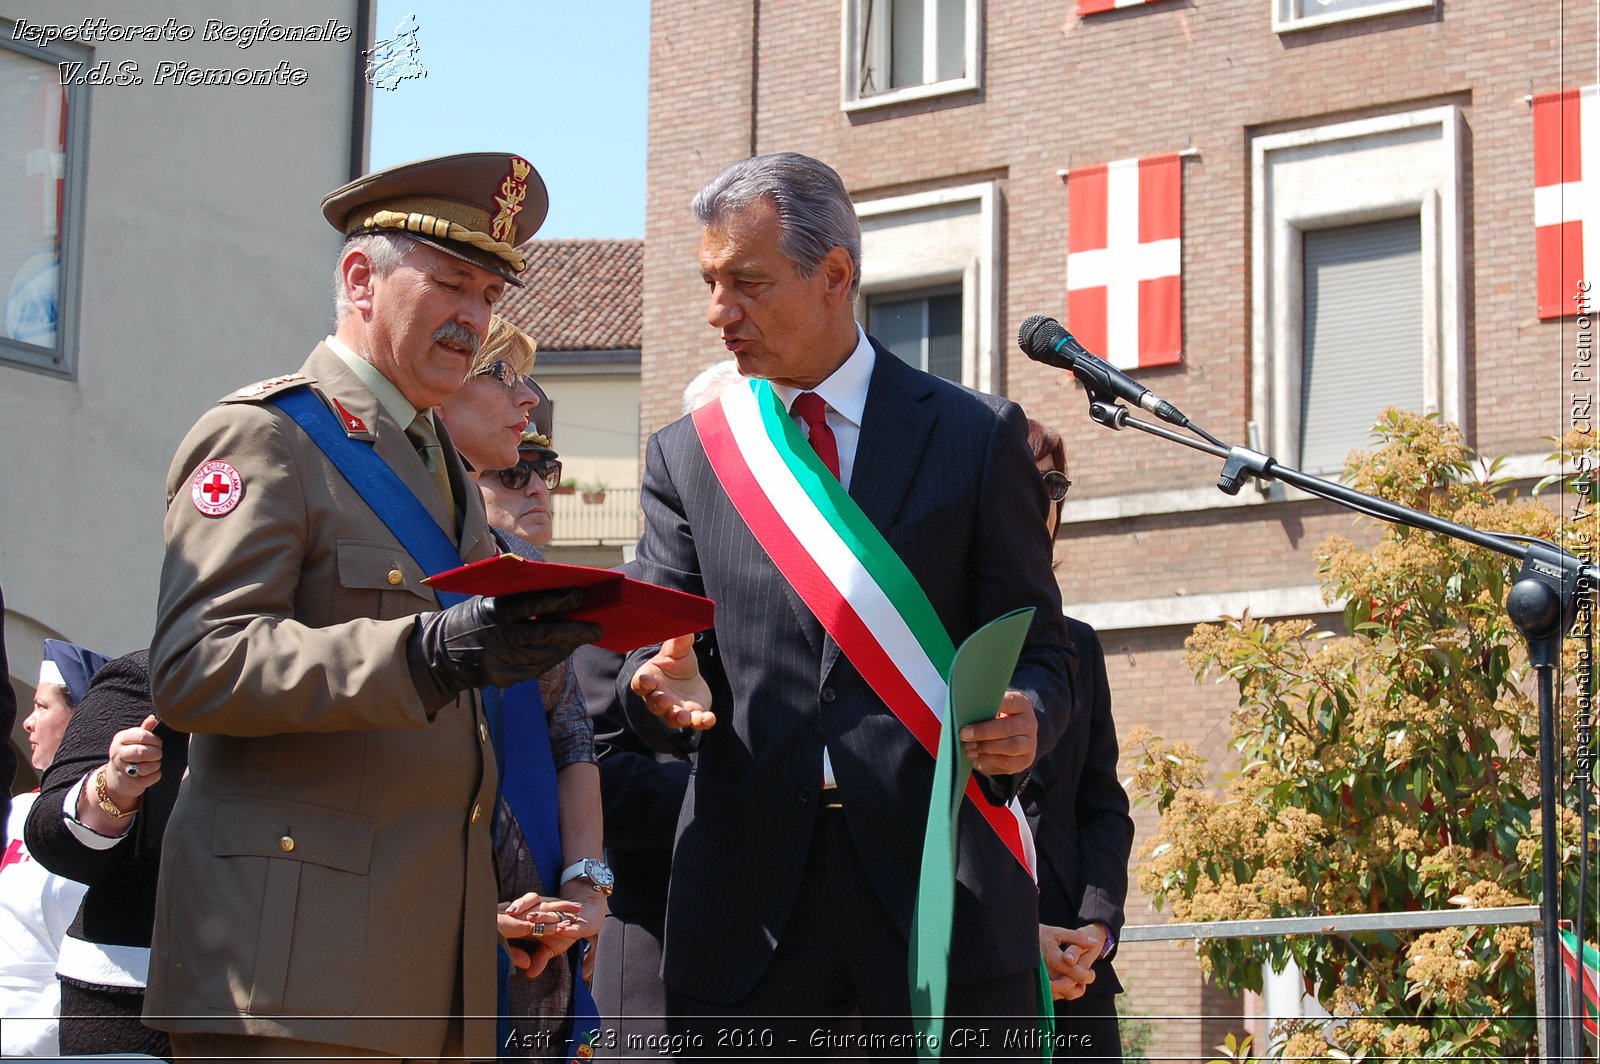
[769,323,875,425]
[324,334,422,427]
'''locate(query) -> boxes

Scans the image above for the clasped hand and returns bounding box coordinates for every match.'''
[1040,923,1107,1001]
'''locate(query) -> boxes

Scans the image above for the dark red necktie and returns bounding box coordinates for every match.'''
[791,391,840,480]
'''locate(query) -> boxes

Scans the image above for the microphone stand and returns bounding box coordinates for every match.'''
[1084,391,1595,1062]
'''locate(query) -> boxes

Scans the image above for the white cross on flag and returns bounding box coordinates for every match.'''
[1067,153,1182,370]
[1078,0,1161,13]
[1533,84,1597,320]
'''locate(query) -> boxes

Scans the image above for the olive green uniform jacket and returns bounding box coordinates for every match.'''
[145,343,501,1059]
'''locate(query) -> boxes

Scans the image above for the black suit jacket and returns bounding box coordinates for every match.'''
[1023,618,1135,996]
[26,650,186,952]
[576,640,691,919]
[622,341,1075,1002]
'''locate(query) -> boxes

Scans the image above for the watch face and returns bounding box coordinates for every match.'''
[586,860,614,888]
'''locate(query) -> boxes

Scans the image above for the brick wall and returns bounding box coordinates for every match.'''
[642,0,1599,1056]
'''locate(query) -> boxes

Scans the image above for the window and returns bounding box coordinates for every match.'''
[0,23,87,375]
[1299,217,1423,471]
[856,183,999,391]
[1251,107,1463,474]
[869,287,963,381]
[1274,0,1435,33]
[843,0,978,110]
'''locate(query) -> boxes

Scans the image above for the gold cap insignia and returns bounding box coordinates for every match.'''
[491,156,531,243]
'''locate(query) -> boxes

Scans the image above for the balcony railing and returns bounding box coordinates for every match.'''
[547,486,642,546]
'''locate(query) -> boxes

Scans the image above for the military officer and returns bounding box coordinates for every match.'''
[144,154,600,1062]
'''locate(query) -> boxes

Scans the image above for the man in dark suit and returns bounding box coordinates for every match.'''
[621,152,1075,1053]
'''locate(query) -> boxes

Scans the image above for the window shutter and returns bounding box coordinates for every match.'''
[1299,216,1423,472]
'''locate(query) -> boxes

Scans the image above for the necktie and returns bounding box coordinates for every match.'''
[791,391,840,480]
[405,413,457,528]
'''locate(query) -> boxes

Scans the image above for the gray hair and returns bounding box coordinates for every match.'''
[692,152,862,298]
[331,232,416,321]
[681,359,747,414]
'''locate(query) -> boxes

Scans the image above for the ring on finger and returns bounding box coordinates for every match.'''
[528,921,547,937]
[125,764,141,778]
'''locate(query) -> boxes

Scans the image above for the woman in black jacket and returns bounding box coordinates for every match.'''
[24,649,184,1059]
[1024,420,1138,1061]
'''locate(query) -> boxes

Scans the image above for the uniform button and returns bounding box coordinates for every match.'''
[797,786,814,803]
[387,568,404,586]
[478,722,489,743]
[278,835,295,852]
[471,803,482,823]
[821,687,836,703]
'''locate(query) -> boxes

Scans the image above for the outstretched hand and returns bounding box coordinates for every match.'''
[630,634,715,729]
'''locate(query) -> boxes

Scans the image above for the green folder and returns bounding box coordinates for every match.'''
[909,607,1053,1061]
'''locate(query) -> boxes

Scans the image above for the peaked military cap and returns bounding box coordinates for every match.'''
[321,152,549,285]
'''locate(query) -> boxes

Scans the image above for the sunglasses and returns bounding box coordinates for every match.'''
[1042,469,1072,503]
[496,456,562,491]
[475,359,521,391]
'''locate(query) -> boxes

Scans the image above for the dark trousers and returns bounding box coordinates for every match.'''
[592,909,685,1060]
[676,807,1041,1060]
[1053,992,1123,1061]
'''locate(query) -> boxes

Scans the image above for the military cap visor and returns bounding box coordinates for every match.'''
[321,152,548,285]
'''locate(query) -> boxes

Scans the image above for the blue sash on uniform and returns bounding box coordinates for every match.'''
[270,388,598,1061]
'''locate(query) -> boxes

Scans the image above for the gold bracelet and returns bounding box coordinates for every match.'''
[94,766,134,819]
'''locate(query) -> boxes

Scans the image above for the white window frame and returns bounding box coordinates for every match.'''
[855,182,1000,392]
[0,21,90,377]
[1251,107,1464,473]
[1273,0,1436,34]
[840,0,981,113]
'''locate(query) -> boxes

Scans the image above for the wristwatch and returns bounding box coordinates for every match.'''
[559,858,615,895]
[94,766,134,819]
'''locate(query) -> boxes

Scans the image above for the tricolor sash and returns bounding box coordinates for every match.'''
[690,378,1036,875]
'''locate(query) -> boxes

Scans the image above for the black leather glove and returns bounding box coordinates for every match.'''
[407,589,602,712]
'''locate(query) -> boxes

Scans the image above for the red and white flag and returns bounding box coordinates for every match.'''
[1067,153,1182,370]
[1078,0,1161,13]
[1533,84,1597,320]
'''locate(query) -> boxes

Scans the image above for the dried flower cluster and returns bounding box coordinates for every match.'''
[1138,412,1599,1063]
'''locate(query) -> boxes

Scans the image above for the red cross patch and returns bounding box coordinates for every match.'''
[191,460,244,517]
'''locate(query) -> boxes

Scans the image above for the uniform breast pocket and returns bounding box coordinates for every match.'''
[205,798,375,1016]
[336,540,435,620]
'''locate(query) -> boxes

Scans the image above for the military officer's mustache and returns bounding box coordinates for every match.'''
[433,322,481,356]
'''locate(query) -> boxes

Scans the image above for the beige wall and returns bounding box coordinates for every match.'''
[1,0,367,779]
[538,366,641,492]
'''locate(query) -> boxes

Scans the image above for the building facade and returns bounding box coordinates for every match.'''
[1,0,372,786]
[641,0,1596,1055]
[499,238,644,565]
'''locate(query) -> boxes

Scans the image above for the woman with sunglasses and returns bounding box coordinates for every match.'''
[436,316,605,1061]
[480,383,563,550]
[1024,418,1136,1062]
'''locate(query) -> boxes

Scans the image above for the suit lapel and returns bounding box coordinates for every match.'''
[820,341,938,679]
[848,343,938,534]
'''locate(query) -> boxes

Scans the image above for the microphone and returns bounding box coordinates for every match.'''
[1016,315,1189,428]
